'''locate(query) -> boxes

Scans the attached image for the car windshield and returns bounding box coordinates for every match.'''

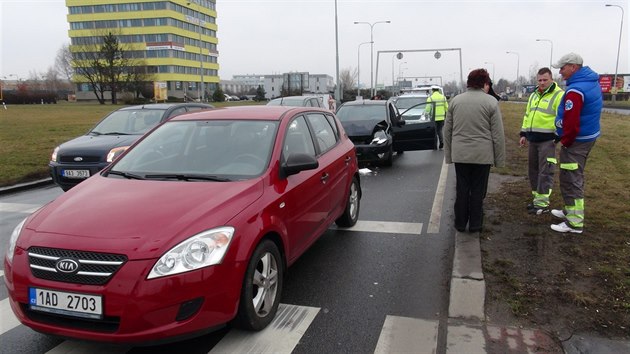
[268,98,303,106]
[336,105,386,123]
[397,100,432,122]
[91,109,167,135]
[110,119,278,180]
[394,96,428,110]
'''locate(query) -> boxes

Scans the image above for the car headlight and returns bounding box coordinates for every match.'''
[371,130,388,145]
[107,146,129,163]
[148,226,234,279]
[51,146,59,162]
[7,218,26,264]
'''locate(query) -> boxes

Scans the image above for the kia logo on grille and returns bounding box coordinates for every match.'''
[74,157,83,162]
[55,258,79,273]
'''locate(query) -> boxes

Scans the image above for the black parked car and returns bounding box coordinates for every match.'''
[49,103,214,191]
[335,99,437,166]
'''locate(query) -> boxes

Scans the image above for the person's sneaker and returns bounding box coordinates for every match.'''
[526,203,535,211]
[551,209,566,219]
[551,222,583,234]
[529,206,549,215]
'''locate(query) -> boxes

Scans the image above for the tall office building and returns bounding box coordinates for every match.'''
[66,0,219,100]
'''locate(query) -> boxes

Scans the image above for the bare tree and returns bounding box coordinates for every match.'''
[55,44,74,84]
[72,30,140,104]
[340,67,357,91]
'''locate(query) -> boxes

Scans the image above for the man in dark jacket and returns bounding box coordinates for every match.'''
[550,53,602,234]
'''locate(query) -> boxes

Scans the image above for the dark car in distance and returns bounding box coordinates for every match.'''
[5,106,360,344]
[335,99,438,166]
[49,103,214,191]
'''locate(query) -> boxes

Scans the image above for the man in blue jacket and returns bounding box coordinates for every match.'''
[550,53,602,234]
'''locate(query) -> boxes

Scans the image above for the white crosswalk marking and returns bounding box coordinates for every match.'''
[0,298,22,334]
[0,202,42,214]
[333,220,423,235]
[427,157,449,233]
[46,340,130,354]
[374,316,439,354]
[209,304,320,354]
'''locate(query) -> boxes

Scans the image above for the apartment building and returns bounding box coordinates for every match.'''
[230,72,334,100]
[66,0,219,101]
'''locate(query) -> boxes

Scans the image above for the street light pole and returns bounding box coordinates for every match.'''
[391,54,396,88]
[398,62,407,87]
[334,0,341,104]
[506,51,520,95]
[357,41,371,98]
[354,20,390,97]
[606,4,624,102]
[484,61,495,82]
[535,38,553,69]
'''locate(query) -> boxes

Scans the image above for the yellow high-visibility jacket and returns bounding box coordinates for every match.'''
[521,82,564,140]
[426,91,448,121]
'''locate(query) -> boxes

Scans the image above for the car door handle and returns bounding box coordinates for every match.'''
[344,156,352,165]
[320,173,329,183]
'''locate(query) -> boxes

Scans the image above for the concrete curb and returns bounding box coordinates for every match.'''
[0,178,54,195]
[445,230,563,353]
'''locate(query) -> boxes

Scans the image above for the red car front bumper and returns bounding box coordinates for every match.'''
[4,247,244,344]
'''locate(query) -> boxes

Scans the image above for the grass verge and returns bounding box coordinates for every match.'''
[0,100,261,186]
[482,102,629,338]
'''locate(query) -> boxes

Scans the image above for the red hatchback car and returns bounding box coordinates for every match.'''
[4,106,360,344]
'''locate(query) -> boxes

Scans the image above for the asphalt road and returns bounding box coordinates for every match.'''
[0,149,458,353]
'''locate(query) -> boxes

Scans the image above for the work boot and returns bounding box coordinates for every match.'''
[551,222,583,234]
[551,209,566,219]
[528,206,549,215]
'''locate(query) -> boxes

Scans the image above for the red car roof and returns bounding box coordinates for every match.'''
[171,105,331,122]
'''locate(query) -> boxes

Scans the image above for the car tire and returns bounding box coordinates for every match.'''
[335,176,360,227]
[233,239,283,331]
[382,146,394,167]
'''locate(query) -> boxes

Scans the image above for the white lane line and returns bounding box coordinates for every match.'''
[333,220,423,235]
[427,157,449,233]
[0,202,42,214]
[374,316,439,354]
[209,304,319,354]
[0,298,22,335]
[46,341,130,354]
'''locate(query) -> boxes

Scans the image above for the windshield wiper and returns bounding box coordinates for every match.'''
[101,132,132,135]
[90,131,103,136]
[144,174,231,182]
[107,170,146,180]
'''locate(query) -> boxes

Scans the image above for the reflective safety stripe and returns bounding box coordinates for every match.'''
[546,157,557,164]
[565,199,584,228]
[524,127,556,133]
[530,90,563,116]
[560,162,579,170]
[533,190,551,208]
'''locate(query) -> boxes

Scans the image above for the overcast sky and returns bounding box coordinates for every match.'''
[1,0,628,87]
